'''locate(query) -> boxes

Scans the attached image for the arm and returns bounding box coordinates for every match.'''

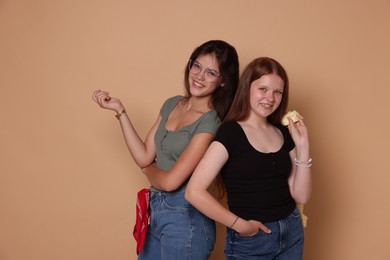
[287,117,312,204]
[185,141,271,236]
[142,132,214,191]
[92,90,157,168]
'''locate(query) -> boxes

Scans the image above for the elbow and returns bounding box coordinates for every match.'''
[294,194,311,205]
[295,198,309,205]
[135,158,155,168]
[185,184,202,206]
[292,184,312,204]
[157,180,181,192]
[134,154,156,169]
[136,161,151,168]
[184,185,195,204]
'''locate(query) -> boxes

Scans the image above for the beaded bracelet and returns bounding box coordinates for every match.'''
[294,157,312,168]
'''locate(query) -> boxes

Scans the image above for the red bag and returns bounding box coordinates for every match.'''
[133,188,150,255]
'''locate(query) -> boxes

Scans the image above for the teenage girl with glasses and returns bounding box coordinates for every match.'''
[92,40,239,259]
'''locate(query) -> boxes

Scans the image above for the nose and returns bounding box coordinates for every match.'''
[195,69,206,81]
[266,91,275,101]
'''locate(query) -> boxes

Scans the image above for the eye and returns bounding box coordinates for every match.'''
[259,87,267,92]
[206,70,219,78]
[275,90,284,95]
[193,62,202,70]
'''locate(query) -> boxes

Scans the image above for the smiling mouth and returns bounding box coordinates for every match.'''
[192,80,204,88]
[260,103,274,108]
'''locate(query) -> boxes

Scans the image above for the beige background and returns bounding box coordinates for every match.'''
[1,0,389,259]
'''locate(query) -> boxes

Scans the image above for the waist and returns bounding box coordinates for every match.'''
[229,197,296,223]
[149,182,187,195]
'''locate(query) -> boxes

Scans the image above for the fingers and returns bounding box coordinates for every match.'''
[256,222,272,234]
[91,89,100,102]
[92,90,111,107]
[287,118,298,133]
[247,220,272,235]
[288,117,307,132]
[295,117,306,128]
[287,117,310,148]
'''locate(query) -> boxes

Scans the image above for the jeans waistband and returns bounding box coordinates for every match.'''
[149,183,187,196]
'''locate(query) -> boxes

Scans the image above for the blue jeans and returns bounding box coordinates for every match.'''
[138,185,215,260]
[224,207,304,260]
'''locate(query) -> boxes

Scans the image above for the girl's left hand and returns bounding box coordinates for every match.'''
[287,117,309,148]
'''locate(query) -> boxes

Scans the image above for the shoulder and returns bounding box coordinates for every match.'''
[275,123,295,150]
[162,95,183,107]
[214,121,243,154]
[200,110,220,125]
[217,120,240,134]
[160,95,183,113]
[215,121,240,143]
[194,110,221,135]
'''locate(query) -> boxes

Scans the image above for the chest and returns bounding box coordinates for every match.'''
[223,145,292,181]
[242,126,284,153]
[165,105,204,132]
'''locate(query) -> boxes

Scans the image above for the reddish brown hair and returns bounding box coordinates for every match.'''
[224,57,289,125]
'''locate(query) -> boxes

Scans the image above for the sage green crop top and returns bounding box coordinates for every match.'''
[154,95,221,171]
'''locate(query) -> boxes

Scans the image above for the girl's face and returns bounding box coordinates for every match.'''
[249,73,285,119]
[188,54,223,98]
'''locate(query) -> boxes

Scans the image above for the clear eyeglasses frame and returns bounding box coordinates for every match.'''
[188,59,221,83]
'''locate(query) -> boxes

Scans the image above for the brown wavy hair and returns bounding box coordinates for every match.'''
[183,40,239,120]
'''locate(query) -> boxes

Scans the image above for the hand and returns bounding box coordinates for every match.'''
[235,218,271,237]
[92,89,124,113]
[287,117,309,149]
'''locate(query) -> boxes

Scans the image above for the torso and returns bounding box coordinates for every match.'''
[214,121,296,223]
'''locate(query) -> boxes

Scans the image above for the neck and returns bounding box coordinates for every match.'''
[186,96,212,112]
[244,112,270,129]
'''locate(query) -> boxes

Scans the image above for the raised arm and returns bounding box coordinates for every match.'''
[142,132,214,191]
[287,117,312,204]
[92,90,157,168]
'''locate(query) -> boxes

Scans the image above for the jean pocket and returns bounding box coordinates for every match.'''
[233,228,261,239]
[228,228,277,256]
[162,196,189,212]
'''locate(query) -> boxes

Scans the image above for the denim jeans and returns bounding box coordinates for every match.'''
[224,207,304,260]
[138,185,215,260]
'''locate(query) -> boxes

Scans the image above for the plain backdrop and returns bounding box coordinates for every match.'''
[1,0,390,259]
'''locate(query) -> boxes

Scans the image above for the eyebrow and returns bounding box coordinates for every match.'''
[194,60,220,74]
[256,84,284,92]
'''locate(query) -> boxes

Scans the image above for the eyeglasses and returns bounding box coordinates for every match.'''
[188,59,221,83]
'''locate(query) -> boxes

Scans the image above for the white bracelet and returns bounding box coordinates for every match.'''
[294,157,312,168]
